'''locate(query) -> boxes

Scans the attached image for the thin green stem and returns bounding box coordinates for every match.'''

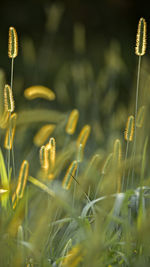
[131,55,141,186]
[122,140,129,191]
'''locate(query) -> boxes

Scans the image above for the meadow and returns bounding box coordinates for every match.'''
[0,11,150,267]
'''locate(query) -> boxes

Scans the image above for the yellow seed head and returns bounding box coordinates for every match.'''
[4,113,17,149]
[33,124,56,147]
[4,84,14,112]
[24,86,56,101]
[16,160,29,199]
[135,18,147,56]
[49,137,56,169]
[77,125,91,148]
[8,27,18,58]
[62,160,78,190]
[40,145,49,170]
[124,115,134,142]
[66,109,79,135]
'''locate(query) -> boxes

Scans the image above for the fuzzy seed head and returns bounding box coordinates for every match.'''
[135,18,147,56]
[8,27,18,58]
[62,160,78,190]
[125,115,134,142]
[77,125,91,148]
[16,160,29,199]
[4,84,14,112]
[49,137,56,169]
[40,145,49,170]
[66,109,79,135]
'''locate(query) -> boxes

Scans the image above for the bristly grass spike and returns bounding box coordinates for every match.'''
[8,27,18,59]
[124,115,134,142]
[4,84,14,113]
[135,18,147,56]
[66,109,79,135]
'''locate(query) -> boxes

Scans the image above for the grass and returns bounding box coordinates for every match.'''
[0,16,150,267]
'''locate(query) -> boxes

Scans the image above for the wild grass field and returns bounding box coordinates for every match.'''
[0,9,150,267]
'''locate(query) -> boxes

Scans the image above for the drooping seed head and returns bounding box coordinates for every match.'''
[135,18,147,56]
[8,27,18,58]
[124,115,134,142]
[33,124,56,147]
[62,160,78,190]
[4,84,14,112]
[24,86,56,101]
[66,109,79,135]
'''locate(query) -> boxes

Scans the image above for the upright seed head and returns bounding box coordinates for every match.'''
[16,160,29,199]
[40,145,49,170]
[8,27,18,58]
[62,160,78,190]
[136,106,146,128]
[49,137,56,169]
[77,143,83,163]
[124,115,134,142]
[4,84,14,112]
[66,109,79,135]
[135,18,147,56]
[77,124,91,148]
[4,113,17,149]
[113,139,122,164]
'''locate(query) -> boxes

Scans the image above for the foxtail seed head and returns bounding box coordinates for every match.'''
[33,124,55,147]
[124,115,134,142]
[8,27,18,58]
[113,139,121,164]
[4,113,17,149]
[49,137,56,169]
[40,145,49,170]
[62,160,78,190]
[77,124,91,148]
[66,109,79,135]
[16,160,29,199]
[135,18,147,56]
[136,106,146,128]
[4,84,14,112]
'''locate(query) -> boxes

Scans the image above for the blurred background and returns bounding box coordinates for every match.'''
[0,0,150,173]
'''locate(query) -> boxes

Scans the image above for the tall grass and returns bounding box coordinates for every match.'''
[0,16,150,267]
